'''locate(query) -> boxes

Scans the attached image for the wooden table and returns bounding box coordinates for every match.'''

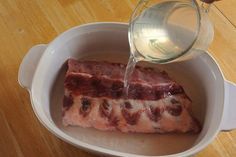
[0,0,235,156]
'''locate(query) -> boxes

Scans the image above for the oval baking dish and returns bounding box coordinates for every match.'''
[18,22,236,157]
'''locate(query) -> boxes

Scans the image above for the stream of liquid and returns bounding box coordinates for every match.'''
[124,55,137,96]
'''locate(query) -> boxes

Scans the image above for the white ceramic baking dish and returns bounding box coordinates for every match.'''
[18,22,236,157]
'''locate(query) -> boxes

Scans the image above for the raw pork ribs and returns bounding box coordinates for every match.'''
[62,59,200,133]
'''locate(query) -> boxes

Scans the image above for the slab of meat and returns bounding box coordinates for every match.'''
[62,59,201,133]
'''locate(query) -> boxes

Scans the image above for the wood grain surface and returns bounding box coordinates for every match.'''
[0,0,235,157]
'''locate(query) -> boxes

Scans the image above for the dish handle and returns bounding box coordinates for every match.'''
[221,80,236,131]
[18,44,47,90]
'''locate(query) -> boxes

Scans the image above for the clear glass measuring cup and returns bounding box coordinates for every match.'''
[128,0,214,63]
[124,0,214,90]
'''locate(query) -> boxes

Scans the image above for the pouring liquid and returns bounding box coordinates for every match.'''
[124,1,198,93]
[124,25,196,93]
